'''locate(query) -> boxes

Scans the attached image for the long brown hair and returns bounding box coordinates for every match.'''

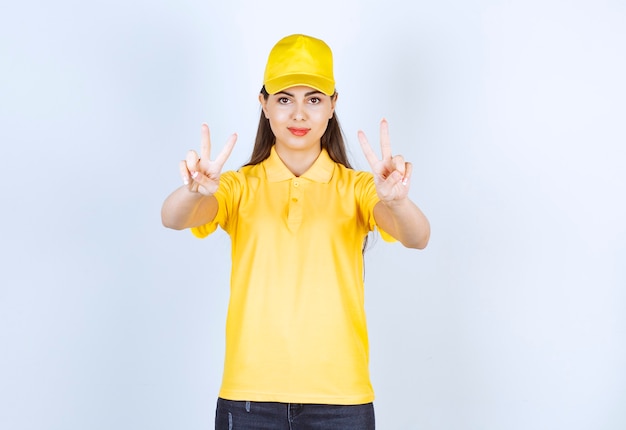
[245,87,352,169]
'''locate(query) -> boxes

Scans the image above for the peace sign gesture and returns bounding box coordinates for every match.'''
[358,119,412,204]
[181,124,237,196]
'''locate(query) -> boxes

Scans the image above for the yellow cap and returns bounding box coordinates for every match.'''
[263,34,335,96]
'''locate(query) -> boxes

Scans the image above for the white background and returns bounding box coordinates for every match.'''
[1,0,625,429]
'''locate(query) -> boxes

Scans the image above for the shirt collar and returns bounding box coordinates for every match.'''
[264,146,335,183]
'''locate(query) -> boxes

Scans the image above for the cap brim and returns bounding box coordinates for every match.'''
[265,73,335,96]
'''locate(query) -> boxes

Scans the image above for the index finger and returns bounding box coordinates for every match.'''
[213,133,238,168]
[200,123,211,161]
[358,130,380,170]
[379,118,392,160]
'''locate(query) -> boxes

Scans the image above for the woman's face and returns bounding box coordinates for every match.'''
[260,85,336,154]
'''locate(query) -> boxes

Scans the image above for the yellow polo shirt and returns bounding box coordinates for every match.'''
[191,147,392,404]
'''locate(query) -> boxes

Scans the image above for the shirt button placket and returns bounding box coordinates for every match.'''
[287,179,303,232]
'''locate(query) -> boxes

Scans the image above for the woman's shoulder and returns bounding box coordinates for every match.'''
[222,162,262,179]
[218,165,263,192]
[334,163,374,182]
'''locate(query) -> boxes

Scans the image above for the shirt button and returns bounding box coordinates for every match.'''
[292,198,298,202]
[293,181,299,187]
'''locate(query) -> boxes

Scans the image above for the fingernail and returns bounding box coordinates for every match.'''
[191,171,198,179]
[183,178,189,185]
[402,178,408,186]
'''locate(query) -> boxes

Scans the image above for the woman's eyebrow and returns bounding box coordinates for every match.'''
[276,91,293,97]
[275,90,323,97]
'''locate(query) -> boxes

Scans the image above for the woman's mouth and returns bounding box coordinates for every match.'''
[288,127,310,136]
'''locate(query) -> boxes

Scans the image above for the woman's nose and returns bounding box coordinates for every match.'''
[293,104,305,120]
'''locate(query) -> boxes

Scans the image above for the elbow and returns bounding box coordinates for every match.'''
[403,237,429,250]
[402,228,430,250]
[161,209,186,231]
[161,218,179,230]
[162,220,184,230]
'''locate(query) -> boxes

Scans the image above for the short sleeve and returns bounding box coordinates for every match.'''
[190,171,242,239]
[355,171,396,243]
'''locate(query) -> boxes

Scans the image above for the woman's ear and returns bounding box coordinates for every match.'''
[259,93,269,118]
[329,92,338,119]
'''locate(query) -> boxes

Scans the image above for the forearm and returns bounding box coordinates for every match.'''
[161,186,218,230]
[374,198,430,249]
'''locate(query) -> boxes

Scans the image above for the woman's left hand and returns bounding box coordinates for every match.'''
[358,119,412,204]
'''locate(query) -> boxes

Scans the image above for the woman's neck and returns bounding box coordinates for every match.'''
[274,145,322,177]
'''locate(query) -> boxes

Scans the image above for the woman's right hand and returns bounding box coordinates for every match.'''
[181,123,238,196]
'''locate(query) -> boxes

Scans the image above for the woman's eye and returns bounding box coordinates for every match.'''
[278,97,290,104]
[309,97,321,104]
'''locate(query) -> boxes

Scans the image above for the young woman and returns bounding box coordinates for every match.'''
[162,34,430,430]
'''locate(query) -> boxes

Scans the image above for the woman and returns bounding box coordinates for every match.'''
[162,34,430,430]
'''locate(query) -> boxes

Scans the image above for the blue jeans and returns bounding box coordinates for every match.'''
[215,398,375,429]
